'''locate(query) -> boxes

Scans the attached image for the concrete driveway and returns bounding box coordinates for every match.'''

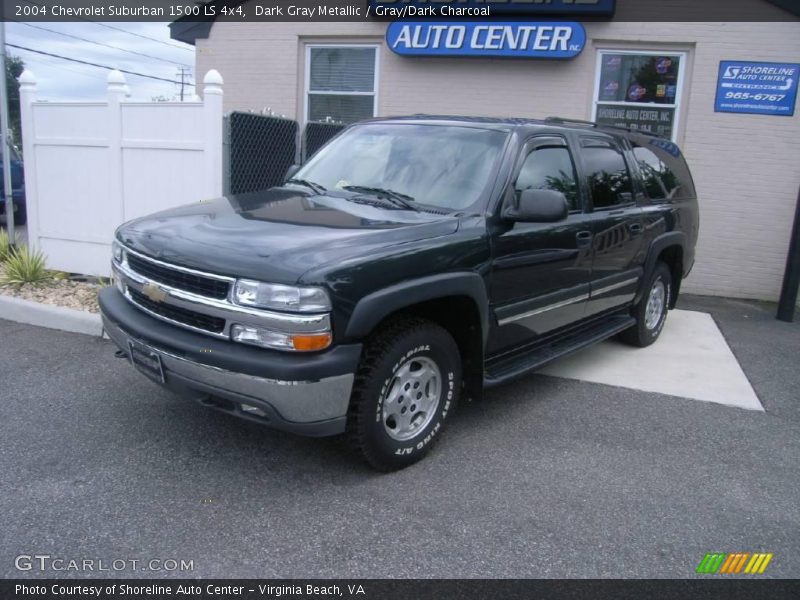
[0,296,798,578]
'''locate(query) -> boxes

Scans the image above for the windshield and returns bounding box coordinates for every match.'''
[295,123,508,211]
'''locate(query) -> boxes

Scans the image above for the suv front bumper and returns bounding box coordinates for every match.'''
[98,287,361,437]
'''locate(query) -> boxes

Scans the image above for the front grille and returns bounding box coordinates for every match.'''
[127,253,230,299]
[129,288,226,334]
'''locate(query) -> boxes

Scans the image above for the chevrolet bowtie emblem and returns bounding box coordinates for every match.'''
[143,282,168,303]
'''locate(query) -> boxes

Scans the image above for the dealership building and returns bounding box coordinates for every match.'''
[172,0,800,301]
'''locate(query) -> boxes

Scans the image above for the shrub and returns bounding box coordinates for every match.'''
[1,245,50,287]
[0,228,19,263]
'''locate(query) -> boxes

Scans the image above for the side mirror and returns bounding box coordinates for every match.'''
[503,189,569,223]
[284,164,301,182]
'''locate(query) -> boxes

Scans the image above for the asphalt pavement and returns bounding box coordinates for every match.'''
[0,295,798,578]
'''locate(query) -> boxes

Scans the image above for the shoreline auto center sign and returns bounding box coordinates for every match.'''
[387,21,586,58]
[715,61,799,116]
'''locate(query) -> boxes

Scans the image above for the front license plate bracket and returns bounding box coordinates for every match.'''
[128,339,165,384]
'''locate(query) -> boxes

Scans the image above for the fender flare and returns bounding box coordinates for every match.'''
[344,272,489,345]
[636,231,686,305]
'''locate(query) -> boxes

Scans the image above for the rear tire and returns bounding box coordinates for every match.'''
[347,317,461,471]
[620,261,672,348]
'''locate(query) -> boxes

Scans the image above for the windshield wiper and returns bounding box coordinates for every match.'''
[342,185,419,212]
[287,178,326,195]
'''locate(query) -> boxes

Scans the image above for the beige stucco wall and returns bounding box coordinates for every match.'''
[196,20,800,302]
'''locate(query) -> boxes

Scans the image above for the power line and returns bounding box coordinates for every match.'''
[16,22,191,68]
[19,0,195,53]
[15,57,108,82]
[5,43,186,85]
[92,22,194,53]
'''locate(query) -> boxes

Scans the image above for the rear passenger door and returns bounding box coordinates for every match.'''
[576,135,646,318]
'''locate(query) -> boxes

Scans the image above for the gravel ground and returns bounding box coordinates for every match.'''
[0,264,103,313]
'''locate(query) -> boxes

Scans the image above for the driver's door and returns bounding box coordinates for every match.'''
[488,136,593,356]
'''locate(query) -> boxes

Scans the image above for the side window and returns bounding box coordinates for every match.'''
[515,146,580,211]
[632,145,670,199]
[580,138,633,209]
[632,139,695,200]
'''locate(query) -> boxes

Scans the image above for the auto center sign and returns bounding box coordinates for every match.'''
[387,21,586,59]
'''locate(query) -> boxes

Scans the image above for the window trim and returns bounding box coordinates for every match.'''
[591,49,688,143]
[511,135,584,214]
[303,43,380,126]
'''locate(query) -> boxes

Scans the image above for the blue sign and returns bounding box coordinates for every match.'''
[370,0,615,17]
[715,61,799,116]
[387,21,586,59]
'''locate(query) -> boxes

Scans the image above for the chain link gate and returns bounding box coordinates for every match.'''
[302,121,346,162]
[223,112,349,196]
[224,112,298,195]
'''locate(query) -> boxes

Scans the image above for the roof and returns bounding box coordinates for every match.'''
[169,1,245,45]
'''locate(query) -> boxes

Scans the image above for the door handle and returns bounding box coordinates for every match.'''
[628,223,643,235]
[576,230,593,248]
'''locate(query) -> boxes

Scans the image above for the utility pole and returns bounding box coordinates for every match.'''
[176,66,191,102]
[0,22,15,243]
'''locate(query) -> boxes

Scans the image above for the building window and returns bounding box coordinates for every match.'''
[305,45,378,125]
[592,50,686,141]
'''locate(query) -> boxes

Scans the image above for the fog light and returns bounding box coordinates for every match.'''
[115,276,125,294]
[230,324,331,352]
[240,403,267,417]
[231,324,293,350]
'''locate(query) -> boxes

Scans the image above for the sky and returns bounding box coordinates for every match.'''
[5,21,196,101]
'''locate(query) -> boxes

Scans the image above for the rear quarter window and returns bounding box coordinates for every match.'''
[631,137,696,201]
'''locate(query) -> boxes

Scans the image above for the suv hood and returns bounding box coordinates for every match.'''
[116,188,460,283]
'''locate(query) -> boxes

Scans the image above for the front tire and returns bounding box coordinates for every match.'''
[620,261,672,348]
[347,317,461,471]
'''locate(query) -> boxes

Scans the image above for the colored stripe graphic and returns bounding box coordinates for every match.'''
[719,553,750,574]
[697,553,726,574]
[698,552,773,574]
[745,553,773,574]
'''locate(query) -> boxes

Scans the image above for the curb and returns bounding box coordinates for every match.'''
[0,294,103,337]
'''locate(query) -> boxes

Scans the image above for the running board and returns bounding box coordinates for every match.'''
[484,315,636,387]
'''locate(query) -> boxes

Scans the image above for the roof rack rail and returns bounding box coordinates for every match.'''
[545,116,664,138]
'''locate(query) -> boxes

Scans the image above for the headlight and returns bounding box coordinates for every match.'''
[112,240,123,263]
[233,280,331,313]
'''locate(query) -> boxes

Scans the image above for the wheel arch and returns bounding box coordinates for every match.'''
[637,232,686,308]
[345,272,488,400]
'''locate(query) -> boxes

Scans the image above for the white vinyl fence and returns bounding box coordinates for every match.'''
[19,69,224,277]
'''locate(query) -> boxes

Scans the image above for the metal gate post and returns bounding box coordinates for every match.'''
[777,187,800,322]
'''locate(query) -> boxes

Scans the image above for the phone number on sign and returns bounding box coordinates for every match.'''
[724,92,786,102]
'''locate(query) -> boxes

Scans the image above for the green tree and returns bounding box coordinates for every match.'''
[5,55,24,145]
